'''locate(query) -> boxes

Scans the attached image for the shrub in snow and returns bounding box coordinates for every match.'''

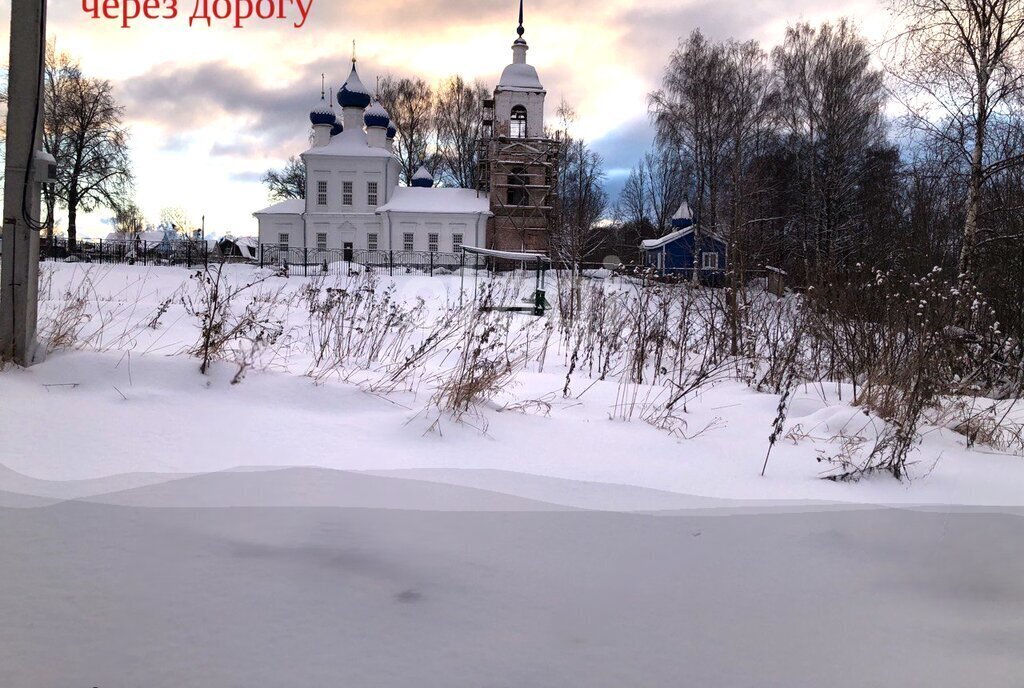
[182,261,285,377]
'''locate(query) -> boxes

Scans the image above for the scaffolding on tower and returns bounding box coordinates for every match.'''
[476,98,561,257]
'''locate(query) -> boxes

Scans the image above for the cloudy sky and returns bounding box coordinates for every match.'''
[2,0,885,238]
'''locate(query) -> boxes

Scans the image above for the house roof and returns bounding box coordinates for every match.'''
[254,199,304,215]
[105,230,170,243]
[640,225,726,251]
[376,187,491,215]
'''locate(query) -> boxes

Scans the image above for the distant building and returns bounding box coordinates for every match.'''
[254,2,556,261]
[640,201,728,278]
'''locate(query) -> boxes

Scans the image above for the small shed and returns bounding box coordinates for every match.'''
[640,201,728,279]
[216,236,259,261]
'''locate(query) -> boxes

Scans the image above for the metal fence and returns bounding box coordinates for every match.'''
[41,238,209,268]
[258,245,486,277]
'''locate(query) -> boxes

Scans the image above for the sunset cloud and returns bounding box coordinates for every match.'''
[0,0,886,236]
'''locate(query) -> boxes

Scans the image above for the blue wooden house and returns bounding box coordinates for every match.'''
[640,201,728,281]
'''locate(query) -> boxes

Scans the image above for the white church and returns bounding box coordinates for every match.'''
[254,1,549,259]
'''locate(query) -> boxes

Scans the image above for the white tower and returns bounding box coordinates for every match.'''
[493,0,545,139]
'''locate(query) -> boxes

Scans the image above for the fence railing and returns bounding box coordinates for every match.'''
[258,246,486,276]
[41,237,209,268]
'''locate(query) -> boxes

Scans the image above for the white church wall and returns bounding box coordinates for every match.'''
[381,213,485,253]
[494,90,545,138]
[257,216,303,253]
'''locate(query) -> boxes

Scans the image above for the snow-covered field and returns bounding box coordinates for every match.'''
[5,261,1023,505]
[2,263,1023,686]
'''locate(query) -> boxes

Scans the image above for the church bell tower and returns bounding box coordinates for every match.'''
[477,0,561,254]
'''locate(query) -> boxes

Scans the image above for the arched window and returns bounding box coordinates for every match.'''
[510,105,528,138]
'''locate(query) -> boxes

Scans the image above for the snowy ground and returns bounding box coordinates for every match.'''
[2,263,1023,685]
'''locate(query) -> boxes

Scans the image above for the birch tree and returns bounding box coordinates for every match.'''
[887,0,1024,283]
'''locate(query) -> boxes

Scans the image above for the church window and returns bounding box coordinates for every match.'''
[316,233,328,251]
[452,233,464,252]
[702,252,719,270]
[342,181,353,206]
[316,181,328,207]
[428,233,439,253]
[506,166,529,206]
[367,181,379,206]
[510,105,527,138]
[403,233,415,251]
[367,233,379,251]
[278,233,289,252]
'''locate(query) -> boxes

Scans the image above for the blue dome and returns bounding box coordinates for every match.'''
[338,65,372,109]
[386,124,397,139]
[363,99,390,129]
[330,121,344,137]
[411,164,433,188]
[309,101,336,126]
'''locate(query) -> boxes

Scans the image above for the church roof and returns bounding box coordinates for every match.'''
[302,128,396,158]
[254,199,304,215]
[411,164,433,188]
[364,99,390,129]
[309,99,336,126]
[338,64,372,108]
[497,0,544,92]
[498,63,544,91]
[376,187,491,215]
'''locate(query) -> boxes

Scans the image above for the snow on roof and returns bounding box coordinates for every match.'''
[641,226,693,250]
[498,63,544,91]
[302,128,395,158]
[640,225,726,250]
[673,200,692,221]
[462,245,549,261]
[105,230,168,243]
[254,199,304,215]
[411,164,433,188]
[376,187,491,215]
[219,235,258,259]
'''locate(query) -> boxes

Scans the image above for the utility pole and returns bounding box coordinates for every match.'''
[1,0,48,366]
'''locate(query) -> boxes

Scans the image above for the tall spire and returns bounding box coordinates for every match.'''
[352,39,357,64]
[320,73,325,101]
[517,0,525,37]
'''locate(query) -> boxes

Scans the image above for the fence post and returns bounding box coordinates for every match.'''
[143,241,148,266]
[303,247,308,277]
[98,238,102,264]
[187,242,192,268]
[430,251,434,277]
[389,250,394,277]
[259,244,264,269]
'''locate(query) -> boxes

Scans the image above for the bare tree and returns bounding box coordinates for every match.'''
[552,136,608,267]
[886,0,1024,284]
[262,156,306,200]
[650,30,736,282]
[378,76,435,184]
[618,146,686,247]
[435,76,489,188]
[44,45,133,250]
[772,21,886,280]
[159,206,192,236]
[112,202,146,237]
